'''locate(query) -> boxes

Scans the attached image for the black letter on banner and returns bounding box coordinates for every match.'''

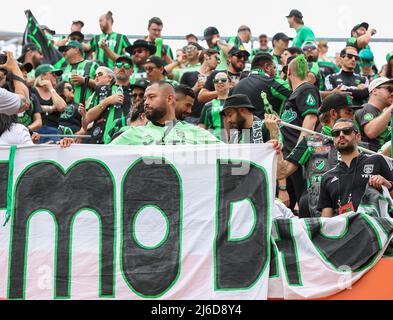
[0,162,9,209]
[215,160,269,289]
[274,219,302,286]
[8,162,115,299]
[306,214,388,270]
[121,159,182,297]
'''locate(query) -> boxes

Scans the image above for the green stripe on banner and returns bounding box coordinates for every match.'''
[4,145,16,226]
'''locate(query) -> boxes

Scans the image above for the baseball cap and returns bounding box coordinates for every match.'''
[221,94,256,115]
[58,40,85,53]
[319,93,362,114]
[301,41,318,51]
[368,77,393,93]
[228,46,250,58]
[359,49,374,62]
[351,22,369,35]
[286,9,303,19]
[72,20,85,28]
[272,33,293,43]
[203,27,219,40]
[34,64,63,78]
[130,79,150,91]
[145,55,165,68]
[17,44,42,63]
[68,31,85,42]
[115,55,133,66]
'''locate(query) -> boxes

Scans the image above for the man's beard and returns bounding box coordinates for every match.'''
[231,61,244,73]
[336,140,356,155]
[307,55,318,63]
[146,106,167,123]
[32,57,43,68]
[236,113,246,130]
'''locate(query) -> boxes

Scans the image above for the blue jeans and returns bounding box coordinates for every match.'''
[37,126,61,144]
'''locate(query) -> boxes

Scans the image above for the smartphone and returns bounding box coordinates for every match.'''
[0,54,7,65]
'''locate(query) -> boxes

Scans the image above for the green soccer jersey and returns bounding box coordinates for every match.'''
[62,59,99,105]
[198,99,227,142]
[110,121,222,146]
[292,26,316,48]
[89,32,131,69]
[346,37,371,52]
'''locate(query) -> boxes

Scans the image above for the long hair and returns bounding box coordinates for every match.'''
[0,114,17,136]
[386,59,393,79]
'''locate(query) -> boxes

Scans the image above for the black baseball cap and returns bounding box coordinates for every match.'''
[17,44,41,63]
[68,31,85,42]
[351,22,369,35]
[204,27,219,40]
[286,9,303,19]
[130,79,150,91]
[221,94,256,115]
[145,55,165,68]
[319,93,362,114]
[126,39,157,55]
[228,46,250,58]
[58,40,85,53]
[115,55,133,66]
[272,32,293,43]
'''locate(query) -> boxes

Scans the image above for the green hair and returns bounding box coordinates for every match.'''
[295,54,308,80]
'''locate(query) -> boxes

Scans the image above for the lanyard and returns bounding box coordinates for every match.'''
[337,157,359,208]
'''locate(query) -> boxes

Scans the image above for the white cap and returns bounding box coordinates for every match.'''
[368,77,393,93]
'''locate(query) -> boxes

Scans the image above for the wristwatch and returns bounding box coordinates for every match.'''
[278,186,287,192]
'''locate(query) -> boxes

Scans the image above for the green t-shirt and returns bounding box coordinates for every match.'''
[89,32,131,69]
[292,26,316,48]
[110,121,222,145]
[62,59,99,105]
[346,37,371,51]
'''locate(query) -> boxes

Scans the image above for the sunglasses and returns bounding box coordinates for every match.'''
[186,47,197,53]
[331,127,358,138]
[213,78,228,84]
[65,85,74,92]
[342,53,360,61]
[235,54,248,61]
[302,46,317,52]
[131,93,144,99]
[132,49,146,55]
[379,86,393,93]
[115,62,132,69]
[95,72,104,78]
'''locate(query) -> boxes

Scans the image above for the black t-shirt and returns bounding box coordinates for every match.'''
[281,82,321,156]
[231,72,292,118]
[180,71,204,118]
[324,70,369,106]
[317,154,393,214]
[58,103,82,134]
[354,103,390,152]
[32,87,61,128]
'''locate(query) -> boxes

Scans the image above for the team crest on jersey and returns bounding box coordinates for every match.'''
[306,93,317,107]
[281,108,297,124]
[364,165,374,174]
[364,113,374,122]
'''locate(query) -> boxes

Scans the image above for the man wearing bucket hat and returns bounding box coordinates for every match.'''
[354,77,393,152]
[220,94,280,144]
[59,41,99,106]
[126,39,157,84]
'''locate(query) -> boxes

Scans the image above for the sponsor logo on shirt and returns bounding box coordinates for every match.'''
[331,176,339,183]
[364,164,374,174]
[281,108,297,124]
[363,113,374,122]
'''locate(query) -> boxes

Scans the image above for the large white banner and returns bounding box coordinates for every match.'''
[0,144,391,300]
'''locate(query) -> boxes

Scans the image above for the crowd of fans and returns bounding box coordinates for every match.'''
[1,9,393,218]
